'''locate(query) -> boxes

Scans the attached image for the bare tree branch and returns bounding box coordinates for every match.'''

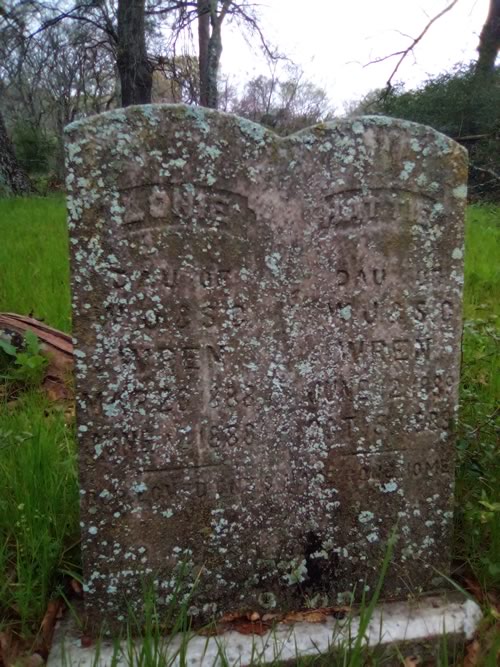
[29,4,117,42]
[365,0,459,91]
[470,163,500,181]
[230,4,279,62]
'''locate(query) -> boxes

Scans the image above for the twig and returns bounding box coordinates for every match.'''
[465,406,500,437]
[453,133,493,141]
[365,0,459,91]
[470,164,500,181]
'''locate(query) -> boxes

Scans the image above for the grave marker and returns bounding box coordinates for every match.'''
[65,106,467,627]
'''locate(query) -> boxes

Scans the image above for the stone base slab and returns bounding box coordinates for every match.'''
[48,593,481,666]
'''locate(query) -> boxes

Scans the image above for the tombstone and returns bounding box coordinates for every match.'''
[65,106,467,629]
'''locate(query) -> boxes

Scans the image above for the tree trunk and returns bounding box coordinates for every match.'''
[476,0,500,75]
[198,0,230,109]
[206,12,223,109]
[0,111,32,196]
[198,0,210,106]
[117,0,152,106]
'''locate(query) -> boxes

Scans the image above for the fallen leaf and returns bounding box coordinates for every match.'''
[39,599,64,649]
[197,624,221,637]
[70,578,83,596]
[463,639,481,667]
[44,378,71,402]
[0,630,21,667]
[327,605,351,618]
[403,656,420,667]
[283,606,350,623]
[464,577,484,604]
[219,610,245,623]
[486,590,500,613]
[283,610,328,623]
[64,402,76,423]
[261,612,280,622]
[231,620,270,636]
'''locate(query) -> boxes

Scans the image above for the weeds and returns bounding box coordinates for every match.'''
[0,393,79,635]
[0,330,49,389]
[455,204,500,591]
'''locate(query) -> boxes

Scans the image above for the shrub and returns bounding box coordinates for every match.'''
[359,63,500,201]
[12,122,58,175]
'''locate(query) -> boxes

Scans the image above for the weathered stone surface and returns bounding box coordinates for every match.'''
[65,106,467,628]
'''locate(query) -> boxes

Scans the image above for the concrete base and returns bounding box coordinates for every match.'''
[48,593,481,666]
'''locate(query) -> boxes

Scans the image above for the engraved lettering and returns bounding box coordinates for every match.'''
[337,270,349,286]
[415,300,427,321]
[178,387,190,411]
[442,300,454,321]
[335,267,386,288]
[199,270,212,288]
[327,194,380,226]
[244,422,255,444]
[372,340,389,358]
[149,190,171,218]
[199,269,231,288]
[206,344,225,365]
[342,415,356,436]
[229,304,245,327]
[358,378,370,403]
[389,379,403,399]
[176,303,191,328]
[217,269,231,286]
[393,339,410,361]
[372,412,388,436]
[201,302,216,328]
[172,186,192,219]
[123,208,145,224]
[170,186,256,228]
[415,338,431,359]
[357,269,367,285]
[182,346,201,370]
[163,268,178,288]
[347,340,364,361]
[196,480,207,497]
[363,301,378,323]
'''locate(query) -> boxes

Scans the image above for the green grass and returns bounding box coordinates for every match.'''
[0,392,79,635]
[456,204,500,591]
[0,196,71,332]
[0,196,498,663]
[463,205,500,320]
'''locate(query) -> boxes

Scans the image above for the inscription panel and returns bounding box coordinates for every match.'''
[66,107,467,627]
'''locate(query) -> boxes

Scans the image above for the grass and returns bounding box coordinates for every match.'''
[0,392,79,636]
[0,196,498,664]
[455,204,500,592]
[0,196,71,332]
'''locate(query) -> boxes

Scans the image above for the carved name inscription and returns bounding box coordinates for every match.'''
[66,107,467,628]
[321,189,437,231]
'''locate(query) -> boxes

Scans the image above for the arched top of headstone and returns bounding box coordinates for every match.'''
[65,104,467,201]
